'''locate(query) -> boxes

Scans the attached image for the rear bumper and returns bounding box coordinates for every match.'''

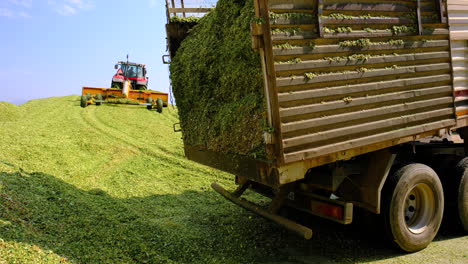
[211,180,353,239]
[211,182,313,239]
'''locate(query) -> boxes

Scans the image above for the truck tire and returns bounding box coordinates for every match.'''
[382,163,444,252]
[455,158,468,233]
[80,95,88,108]
[146,97,153,110]
[95,94,103,106]
[157,98,163,113]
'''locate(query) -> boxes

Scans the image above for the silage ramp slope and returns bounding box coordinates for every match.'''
[0,95,299,264]
[0,95,466,264]
[0,101,25,122]
[0,95,224,194]
[0,95,241,263]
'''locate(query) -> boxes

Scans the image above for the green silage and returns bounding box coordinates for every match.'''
[169,16,202,24]
[0,102,24,122]
[170,0,267,158]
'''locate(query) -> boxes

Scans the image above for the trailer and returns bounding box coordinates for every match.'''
[165,0,468,252]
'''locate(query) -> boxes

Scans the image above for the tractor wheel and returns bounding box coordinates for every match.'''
[137,85,147,90]
[382,163,444,252]
[80,95,88,108]
[96,94,103,106]
[455,158,468,233]
[157,98,163,113]
[86,93,92,100]
[146,97,153,110]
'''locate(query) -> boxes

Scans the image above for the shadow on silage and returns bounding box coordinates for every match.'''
[271,205,466,264]
[0,170,287,263]
[0,170,464,264]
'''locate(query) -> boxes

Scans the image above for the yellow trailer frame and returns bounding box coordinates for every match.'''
[82,87,168,105]
[81,86,169,112]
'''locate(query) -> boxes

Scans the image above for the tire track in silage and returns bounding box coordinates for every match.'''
[79,106,212,175]
[93,107,183,159]
[78,106,141,179]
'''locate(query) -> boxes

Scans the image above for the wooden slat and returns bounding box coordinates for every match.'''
[277,59,451,77]
[281,97,453,134]
[280,86,452,118]
[283,119,456,163]
[283,108,453,149]
[168,8,211,13]
[272,31,317,41]
[320,28,449,39]
[324,3,413,12]
[275,52,450,72]
[271,19,315,25]
[276,63,450,87]
[270,24,316,30]
[322,17,414,25]
[270,9,315,14]
[269,0,315,10]
[448,5,468,12]
[278,74,451,102]
[273,40,449,56]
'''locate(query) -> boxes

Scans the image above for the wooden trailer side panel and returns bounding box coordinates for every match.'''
[448,0,468,125]
[262,0,457,168]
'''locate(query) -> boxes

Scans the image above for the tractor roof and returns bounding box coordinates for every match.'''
[118,61,146,67]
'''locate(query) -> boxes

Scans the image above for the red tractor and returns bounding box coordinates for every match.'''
[81,59,168,112]
[111,61,149,90]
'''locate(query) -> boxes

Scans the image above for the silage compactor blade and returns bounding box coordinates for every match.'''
[80,86,168,113]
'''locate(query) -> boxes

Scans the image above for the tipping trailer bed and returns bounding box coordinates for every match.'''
[175,0,466,186]
[166,0,468,252]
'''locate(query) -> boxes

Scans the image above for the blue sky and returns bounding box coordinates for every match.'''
[0,0,170,104]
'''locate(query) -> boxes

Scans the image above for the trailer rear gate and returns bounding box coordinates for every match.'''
[167,0,468,185]
[255,0,460,170]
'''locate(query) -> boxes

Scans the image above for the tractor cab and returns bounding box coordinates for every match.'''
[112,61,149,90]
[116,63,146,79]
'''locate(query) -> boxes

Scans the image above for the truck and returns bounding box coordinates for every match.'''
[165,0,468,252]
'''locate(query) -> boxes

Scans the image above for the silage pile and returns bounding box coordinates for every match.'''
[170,0,267,158]
[0,102,24,122]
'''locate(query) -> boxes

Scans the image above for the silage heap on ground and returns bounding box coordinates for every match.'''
[0,102,25,122]
[0,96,283,263]
[170,0,268,158]
[0,96,466,264]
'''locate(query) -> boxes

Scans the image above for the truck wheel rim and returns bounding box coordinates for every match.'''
[404,183,435,234]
